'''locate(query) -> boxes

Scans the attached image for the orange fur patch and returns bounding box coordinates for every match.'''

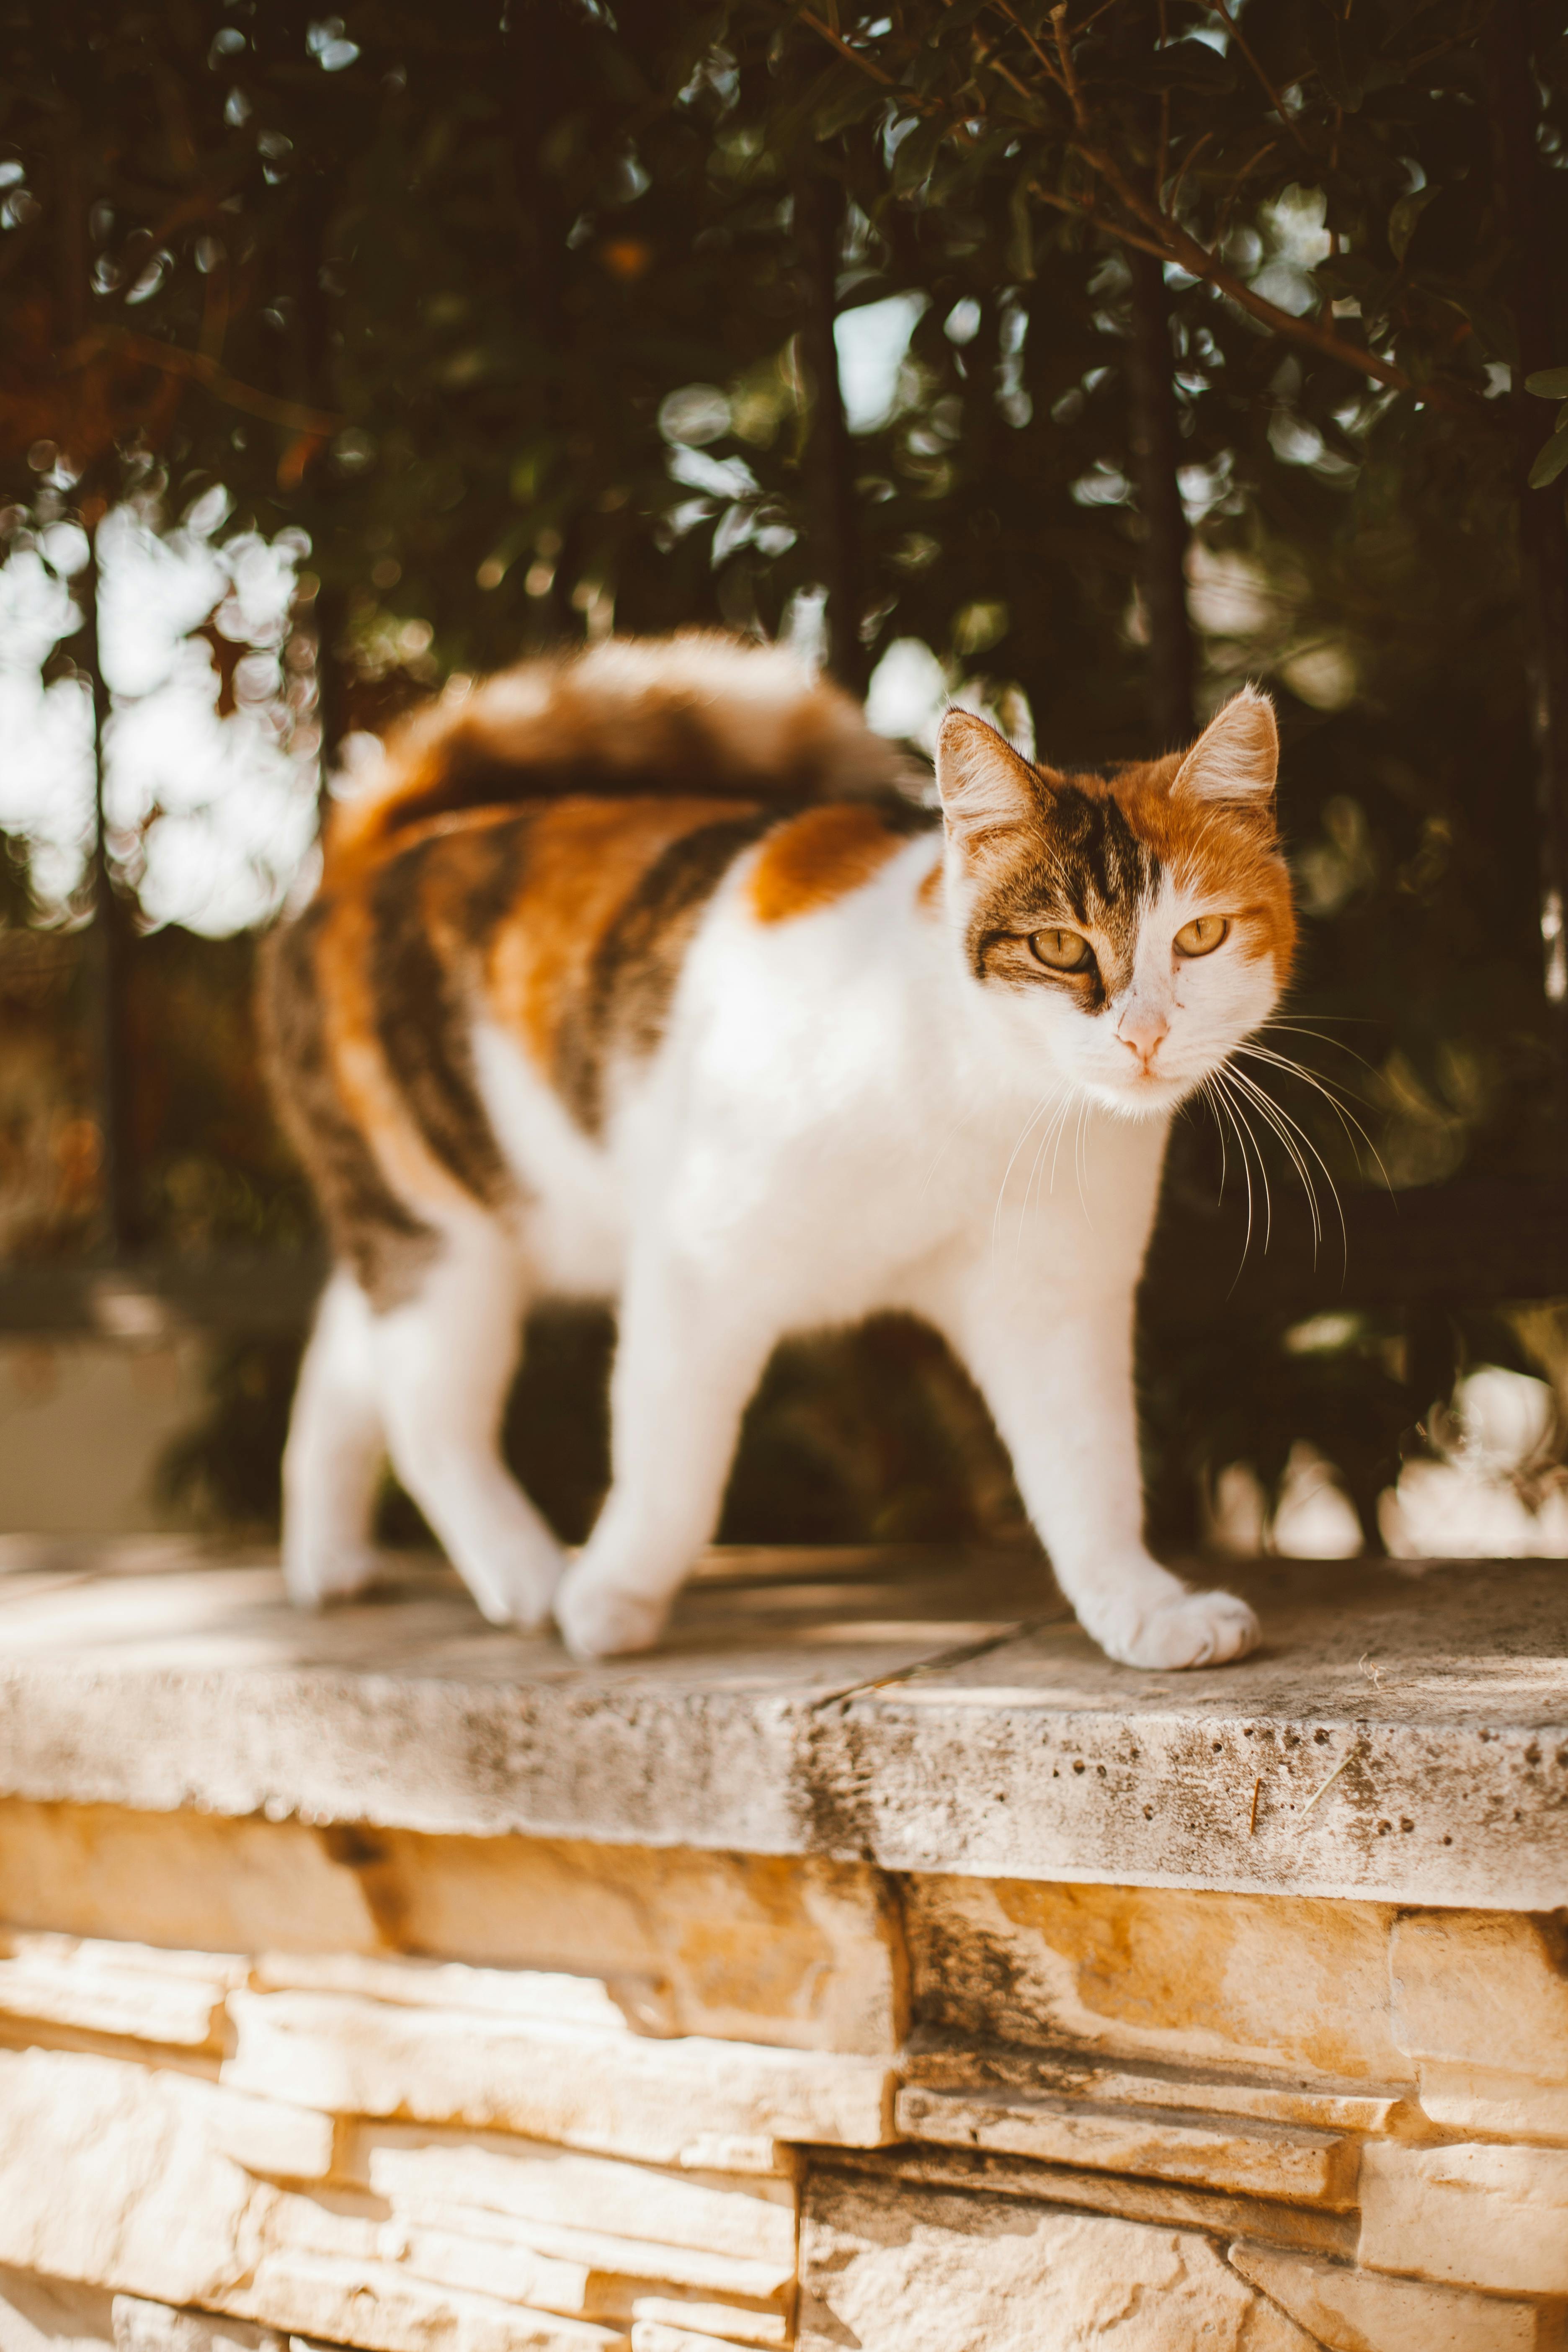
[485,796,758,1073]
[315,887,471,1217]
[1119,758,1297,988]
[324,632,913,881]
[1009,754,1297,991]
[916,856,944,916]
[749,803,905,924]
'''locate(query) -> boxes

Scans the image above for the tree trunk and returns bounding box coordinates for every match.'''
[1126,245,1195,748]
[312,578,350,831]
[1487,0,1568,1061]
[76,532,137,1259]
[793,169,867,694]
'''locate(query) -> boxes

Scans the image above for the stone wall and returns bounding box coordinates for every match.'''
[1,1799,1565,2351]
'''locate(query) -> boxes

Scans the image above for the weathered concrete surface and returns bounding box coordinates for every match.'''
[1389,1909,1568,2143]
[902,2033,1410,2133]
[797,2165,1320,2352]
[1358,2139,1568,2295]
[111,2296,291,2352]
[0,1546,1565,1903]
[1227,2241,1555,2352]
[0,2266,113,2352]
[0,1548,1042,1862]
[0,1936,236,2050]
[901,1877,1417,2082]
[823,2143,1360,2259]
[13,1880,1568,2339]
[221,1985,895,2162]
[892,2082,1357,2205]
[0,1809,903,2057]
[0,2048,792,2349]
[346,2132,797,2268]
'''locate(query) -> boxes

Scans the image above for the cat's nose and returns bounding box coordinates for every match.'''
[1117,1004,1170,1070]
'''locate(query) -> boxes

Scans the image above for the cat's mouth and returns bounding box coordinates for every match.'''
[1087,1058,1212,1117]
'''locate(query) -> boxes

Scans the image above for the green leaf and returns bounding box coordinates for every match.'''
[1529,424,1568,489]
[1317,254,1393,309]
[891,115,945,198]
[1524,366,1568,399]
[1145,40,1236,95]
[1387,186,1438,267]
[811,63,888,142]
[1442,291,1518,370]
[1305,3,1370,110]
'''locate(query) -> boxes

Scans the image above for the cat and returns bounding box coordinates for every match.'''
[261,631,1295,1670]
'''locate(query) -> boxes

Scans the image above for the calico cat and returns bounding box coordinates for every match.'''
[262,632,1295,1669]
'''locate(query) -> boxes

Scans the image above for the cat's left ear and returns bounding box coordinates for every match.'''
[936,709,1042,851]
[1173,686,1278,805]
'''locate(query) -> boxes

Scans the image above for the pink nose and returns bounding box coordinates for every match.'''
[1117,1005,1169,1070]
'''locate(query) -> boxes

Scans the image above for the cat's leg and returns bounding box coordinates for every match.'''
[373,1220,565,1629]
[554,1247,772,1659]
[943,1264,1259,1670]
[282,1268,387,1607]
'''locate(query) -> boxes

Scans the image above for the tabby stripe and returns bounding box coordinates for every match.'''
[557,812,776,1134]
[260,908,437,1310]
[367,836,512,1207]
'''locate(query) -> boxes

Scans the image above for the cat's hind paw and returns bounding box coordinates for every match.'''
[1107,1587,1261,1671]
[554,1565,671,1661]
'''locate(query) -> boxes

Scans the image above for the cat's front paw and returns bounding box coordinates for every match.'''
[466,1541,566,1633]
[554,1565,671,1661]
[283,1541,379,1611]
[1106,1587,1261,1671]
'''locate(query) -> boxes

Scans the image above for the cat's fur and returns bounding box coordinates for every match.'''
[261,631,1295,1669]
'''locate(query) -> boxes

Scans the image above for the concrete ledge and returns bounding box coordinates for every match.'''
[0,1544,1563,1906]
[3,1549,1568,2344]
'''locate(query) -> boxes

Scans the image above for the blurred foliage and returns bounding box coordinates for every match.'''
[1,0,1566,1551]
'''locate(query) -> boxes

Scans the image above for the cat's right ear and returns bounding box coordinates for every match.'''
[936,710,1041,853]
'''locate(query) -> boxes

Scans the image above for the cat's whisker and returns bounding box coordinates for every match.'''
[1225,1060,1350,1276]
[1202,1072,1260,1286]
[1212,1066,1274,1259]
[991,1085,1063,1253]
[1258,1018,1392,1115]
[1232,1043,1375,1216]
[1015,1084,1073,1262]
[1224,1064,1325,1248]
[1073,1094,1093,1229]
[1238,1047,1386,1186]
[1196,1073,1230,1204]
[1211,1081,1231,1204]
[1264,1014,1377,1043]
[1048,1080,1080,1201]
[1016,1114,1052,1248]
[1235,1042,1393,1196]
[1026,1084,1076,1220]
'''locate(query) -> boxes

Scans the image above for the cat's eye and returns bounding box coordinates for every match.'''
[1030,928,1093,973]
[1174,914,1230,959]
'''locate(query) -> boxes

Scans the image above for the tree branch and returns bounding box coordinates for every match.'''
[986,0,1068,93]
[797,9,900,88]
[59,328,343,437]
[1209,0,1306,150]
[791,0,1447,406]
[1067,131,1415,396]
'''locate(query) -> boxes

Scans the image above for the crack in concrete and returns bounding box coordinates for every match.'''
[806,1609,1071,1718]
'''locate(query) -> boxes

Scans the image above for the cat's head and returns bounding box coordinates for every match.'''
[935,689,1295,1117]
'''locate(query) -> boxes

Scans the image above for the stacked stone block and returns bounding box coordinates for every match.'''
[0,1800,1564,2350]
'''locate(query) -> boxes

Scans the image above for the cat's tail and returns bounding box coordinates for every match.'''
[322,630,918,880]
